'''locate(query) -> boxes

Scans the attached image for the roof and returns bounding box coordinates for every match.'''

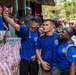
[33,0,55,6]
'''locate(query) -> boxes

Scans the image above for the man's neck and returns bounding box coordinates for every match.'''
[27,14,31,17]
[30,27,37,31]
[46,30,54,36]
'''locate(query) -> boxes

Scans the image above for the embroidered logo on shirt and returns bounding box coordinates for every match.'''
[62,48,66,53]
[34,37,38,45]
[34,37,38,42]
[55,40,58,45]
[72,55,76,58]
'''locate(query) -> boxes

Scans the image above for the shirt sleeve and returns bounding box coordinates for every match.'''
[19,26,27,37]
[68,46,76,62]
[35,37,41,50]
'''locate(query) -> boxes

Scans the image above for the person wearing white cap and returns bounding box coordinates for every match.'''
[21,7,34,27]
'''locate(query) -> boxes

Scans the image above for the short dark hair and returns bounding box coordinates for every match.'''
[64,27,74,37]
[31,16,42,25]
[44,19,54,25]
[58,24,63,27]
[8,5,13,8]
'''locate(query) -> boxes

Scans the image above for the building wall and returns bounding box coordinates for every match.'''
[18,0,23,10]
[0,0,14,6]
[0,0,34,17]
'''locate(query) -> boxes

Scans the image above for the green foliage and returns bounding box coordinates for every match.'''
[42,0,76,20]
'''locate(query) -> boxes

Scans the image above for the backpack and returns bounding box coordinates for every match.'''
[65,44,76,59]
[21,27,40,44]
[71,35,76,45]
[21,27,29,44]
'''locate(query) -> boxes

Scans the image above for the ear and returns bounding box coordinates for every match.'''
[38,23,40,28]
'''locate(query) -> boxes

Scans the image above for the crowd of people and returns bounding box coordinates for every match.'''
[0,4,76,75]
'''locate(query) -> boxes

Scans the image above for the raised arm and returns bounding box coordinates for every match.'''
[3,8,20,31]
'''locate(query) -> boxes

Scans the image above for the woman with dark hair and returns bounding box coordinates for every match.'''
[57,27,76,75]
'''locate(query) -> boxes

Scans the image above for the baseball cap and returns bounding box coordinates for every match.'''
[26,7,32,11]
[64,27,74,37]
[31,16,42,25]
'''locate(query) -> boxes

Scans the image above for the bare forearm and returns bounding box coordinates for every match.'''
[4,16,20,31]
[69,62,76,75]
[36,49,44,64]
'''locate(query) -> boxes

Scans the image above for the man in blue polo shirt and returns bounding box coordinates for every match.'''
[36,19,60,75]
[3,8,42,75]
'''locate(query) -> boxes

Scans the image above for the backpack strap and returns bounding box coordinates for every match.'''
[42,35,46,58]
[52,34,54,61]
[65,44,75,59]
[21,27,29,44]
[42,34,54,59]
[37,29,40,36]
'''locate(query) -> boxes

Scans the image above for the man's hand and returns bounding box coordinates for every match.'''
[31,55,37,61]
[2,6,20,31]
[3,6,9,17]
[41,61,51,71]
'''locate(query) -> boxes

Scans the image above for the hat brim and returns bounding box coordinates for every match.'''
[31,18,38,22]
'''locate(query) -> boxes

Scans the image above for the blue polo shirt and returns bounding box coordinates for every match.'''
[57,40,76,70]
[19,26,39,61]
[36,33,59,67]
[0,15,4,30]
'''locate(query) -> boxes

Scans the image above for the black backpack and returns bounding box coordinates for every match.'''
[65,44,76,59]
[21,27,40,44]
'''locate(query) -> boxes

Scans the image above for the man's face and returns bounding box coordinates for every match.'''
[8,6,13,14]
[31,20,39,28]
[43,21,54,33]
[59,25,63,30]
[27,10,32,15]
